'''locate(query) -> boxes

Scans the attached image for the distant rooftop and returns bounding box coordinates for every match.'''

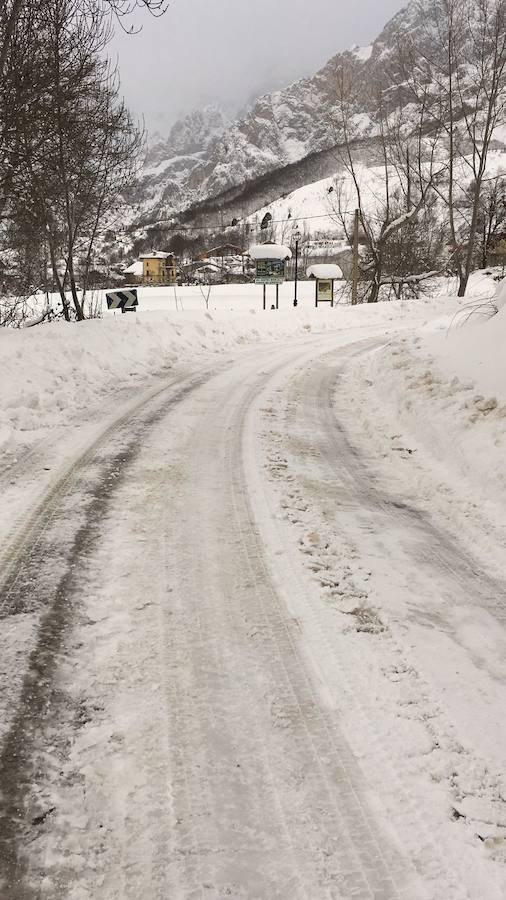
[123,260,143,276]
[139,250,171,260]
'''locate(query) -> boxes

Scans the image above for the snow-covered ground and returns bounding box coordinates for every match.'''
[345,277,506,571]
[1,275,505,898]
[0,280,456,455]
[245,149,506,243]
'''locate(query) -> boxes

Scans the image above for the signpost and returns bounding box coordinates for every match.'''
[316,279,333,303]
[306,264,343,308]
[250,244,292,310]
[106,289,138,313]
[292,225,301,307]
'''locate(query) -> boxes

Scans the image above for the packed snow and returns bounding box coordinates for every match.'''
[306,263,343,279]
[249,243,292,260]
[1,273,506,898]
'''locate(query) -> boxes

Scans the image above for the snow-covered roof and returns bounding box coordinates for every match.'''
[306,264,343,280]
[249,243,292,261]
[194,262,222,272]
[139,250,171,260]
[123,260,143,276]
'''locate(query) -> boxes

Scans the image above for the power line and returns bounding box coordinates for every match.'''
[134,210,340,238]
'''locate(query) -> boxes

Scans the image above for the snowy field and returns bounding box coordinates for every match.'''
[0,279,457,454]
[1,274,506,898]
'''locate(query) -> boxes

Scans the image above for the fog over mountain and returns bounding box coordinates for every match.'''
[112,0,406,134]
[125,0,446,233]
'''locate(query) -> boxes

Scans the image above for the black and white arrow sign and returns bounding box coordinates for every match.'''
[106,289,138,312]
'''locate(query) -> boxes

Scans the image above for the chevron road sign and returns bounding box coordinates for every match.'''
[106,289,138,313]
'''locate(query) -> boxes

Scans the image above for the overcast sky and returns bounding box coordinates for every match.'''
[111,0,406,136]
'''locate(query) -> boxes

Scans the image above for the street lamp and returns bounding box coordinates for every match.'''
[292,225,301,307]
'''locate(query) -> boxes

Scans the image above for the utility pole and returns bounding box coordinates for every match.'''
[292,225,301,307]
[352,208,359,306]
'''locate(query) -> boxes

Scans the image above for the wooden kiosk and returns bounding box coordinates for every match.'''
[306,264,343,307]
[250,243,292,309]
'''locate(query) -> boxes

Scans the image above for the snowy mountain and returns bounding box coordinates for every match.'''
[144,106,229,166]
[127,5,418,230]
[129,45,369,228]
[126,106,229,225]
[126,0,505,236]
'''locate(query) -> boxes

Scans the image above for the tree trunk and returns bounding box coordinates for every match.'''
[481,224,488,270]
[457,271,469,297]
[459,168,486,296]
[368,259,382,303]
[68,263,84,320]
[46,238,71,321]
[0,0,25,78]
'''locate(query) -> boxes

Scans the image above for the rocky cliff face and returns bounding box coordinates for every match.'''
[128,2,444,229]
[145,106,229,167]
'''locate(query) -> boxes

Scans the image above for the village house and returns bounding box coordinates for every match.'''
[139,250,177,285]
[198,243,246,261]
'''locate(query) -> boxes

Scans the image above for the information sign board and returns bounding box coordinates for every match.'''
[255,259,285,284]
[316,279,333,302]
[255,276,284,285]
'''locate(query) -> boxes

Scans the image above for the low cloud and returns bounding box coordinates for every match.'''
[111,0,405,134]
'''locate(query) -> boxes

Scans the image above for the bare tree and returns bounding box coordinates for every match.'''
[331,66,443,302]
[199,284,212,309]
[474,175,506,267]
[0,0,24,78]
[456,0,506,292]
[8,0,143,320]
[0,0,165,324]
[0,0,168,74]
[105,0,169,24]
[401,0,506,295]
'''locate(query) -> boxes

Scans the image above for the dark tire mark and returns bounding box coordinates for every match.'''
[0,373,208,899]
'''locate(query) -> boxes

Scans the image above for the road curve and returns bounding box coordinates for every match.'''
[1,333,499,899]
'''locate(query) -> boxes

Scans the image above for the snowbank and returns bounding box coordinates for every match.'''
[343,282,506,567]
[0,284,459,453]
[426,302,506,399]
[0,308,311,449]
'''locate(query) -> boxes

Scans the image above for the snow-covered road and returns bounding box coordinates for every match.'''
[0,326,505,899]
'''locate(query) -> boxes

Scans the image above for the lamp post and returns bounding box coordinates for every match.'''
[292,225,301,307]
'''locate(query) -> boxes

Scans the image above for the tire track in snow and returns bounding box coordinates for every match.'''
[249,340,506,898]
[0,333,429,898]
[0,373,200,611]
[157,338,407,898]
[0,371,210,899]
